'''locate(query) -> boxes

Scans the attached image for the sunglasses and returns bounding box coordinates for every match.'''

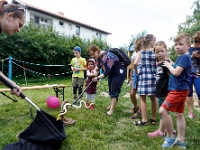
[194,40,200,43]
[9,7,25,13]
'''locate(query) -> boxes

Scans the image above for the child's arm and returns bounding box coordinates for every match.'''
[134,52,141,74]
[163,60,184,77]
[87,70,96,77]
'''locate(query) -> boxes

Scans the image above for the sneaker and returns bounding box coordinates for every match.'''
[86,103,90,107]
[131,112,141,119]
[161,137,176,148]
[147,130,164,138]
[188,112,194,119]
[89,104,94,110]
[174,139,186,149]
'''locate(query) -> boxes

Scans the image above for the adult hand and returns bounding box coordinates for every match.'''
[192,50,200,58]
[92,76,99,82]
[195,51,200,58]
[11,85,22,97]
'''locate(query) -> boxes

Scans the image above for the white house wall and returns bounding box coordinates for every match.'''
[25,10,108,42]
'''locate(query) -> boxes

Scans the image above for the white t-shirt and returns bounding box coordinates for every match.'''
[131,51,137,60]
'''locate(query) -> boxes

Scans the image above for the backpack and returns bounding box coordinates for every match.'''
[108,48,131,66]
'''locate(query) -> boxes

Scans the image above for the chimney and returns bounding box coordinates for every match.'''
[58,12,64,16]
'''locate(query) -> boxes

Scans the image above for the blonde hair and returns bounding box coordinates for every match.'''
[154,41,172,62]
[134,36,144,52]
[174,33,191,44]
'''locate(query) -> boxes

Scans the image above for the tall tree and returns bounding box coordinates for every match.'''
[178,0,200,36]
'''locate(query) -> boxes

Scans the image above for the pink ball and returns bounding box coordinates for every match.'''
[46,96,60,109]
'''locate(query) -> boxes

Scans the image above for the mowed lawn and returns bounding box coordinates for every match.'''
[0,77,199,150]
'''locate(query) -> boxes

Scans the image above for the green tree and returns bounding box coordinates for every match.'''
[178,0,200,36]
[168,0,199,61]
[0,23,110,78]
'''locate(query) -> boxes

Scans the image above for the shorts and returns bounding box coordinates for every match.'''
[161,90,189,113]
[188,76,200,99]
[133,72,138,90]
[72,77,84,87]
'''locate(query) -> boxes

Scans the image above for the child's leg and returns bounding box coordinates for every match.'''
[130,88,138,112]
[186,76,194,116]
[140,95,147,122]
[157,97,165,132]
[77,78,84,99]
[90,94,95,103]
[130,75,138,111]
[159,107,174,137]
[175,112,186,142]
[72,77,78,99]
[150,95,157,121]
[85,93,90,104]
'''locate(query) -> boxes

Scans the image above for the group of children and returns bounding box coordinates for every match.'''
[70,33,192,149]
[130,33,191,149]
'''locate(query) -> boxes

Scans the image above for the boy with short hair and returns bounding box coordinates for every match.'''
[70,46,86,101]
[159,33,191,149]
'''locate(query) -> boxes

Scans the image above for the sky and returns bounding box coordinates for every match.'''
[9,0,194,48]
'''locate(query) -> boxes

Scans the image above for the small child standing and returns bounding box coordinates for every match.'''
[130,36,143,119]
[85,59,97,110]
[160,33,191,149]
[147,41,175,137]
[70,46,86,101]
[133,34,157,126]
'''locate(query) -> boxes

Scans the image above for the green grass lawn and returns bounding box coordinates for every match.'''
[0,77,199,150]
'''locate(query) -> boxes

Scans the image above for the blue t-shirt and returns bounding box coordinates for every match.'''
[168,54,191,90]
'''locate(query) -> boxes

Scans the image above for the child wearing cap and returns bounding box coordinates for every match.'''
[85,59,98,110]
[70,46,86,102]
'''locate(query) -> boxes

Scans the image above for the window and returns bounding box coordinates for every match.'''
[34,16,39,25]
[59,21,64,27]
[96,32,102,39]
[76,26,80,35]
[68,24,72,30]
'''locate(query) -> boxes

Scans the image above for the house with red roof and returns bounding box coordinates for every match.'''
[12,0,111,41]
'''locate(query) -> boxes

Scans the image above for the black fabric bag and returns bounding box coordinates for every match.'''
[109,48,131,66]
[3,110,66,150]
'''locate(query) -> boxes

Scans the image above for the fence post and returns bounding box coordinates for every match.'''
[8,56,12,79]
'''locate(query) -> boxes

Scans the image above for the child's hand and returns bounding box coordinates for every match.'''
[73,67,79,72]
[162,60,171,68]
[93,72,98,76]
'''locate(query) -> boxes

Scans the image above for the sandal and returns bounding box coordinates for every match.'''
[149,118,157,125]
[131,112,141,119]
[133,120,148,126]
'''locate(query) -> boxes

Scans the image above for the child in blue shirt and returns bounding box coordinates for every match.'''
[159,33,191,149]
